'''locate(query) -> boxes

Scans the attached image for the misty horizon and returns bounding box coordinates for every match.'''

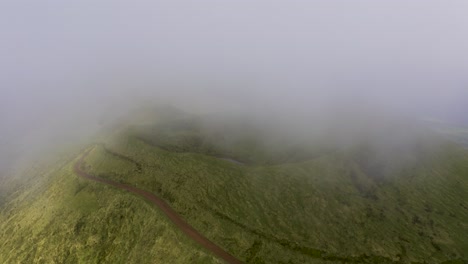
[1,0,468,174]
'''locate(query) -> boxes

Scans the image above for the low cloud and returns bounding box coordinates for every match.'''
[1,0,467,176]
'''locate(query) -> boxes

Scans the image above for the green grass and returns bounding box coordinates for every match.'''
[80,114,467,263]
[0,153,220,264]
[1,108,467,263]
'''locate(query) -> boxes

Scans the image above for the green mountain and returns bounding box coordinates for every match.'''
[1,108,467,263]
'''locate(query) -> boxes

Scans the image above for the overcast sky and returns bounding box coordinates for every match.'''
[1,0,468,166]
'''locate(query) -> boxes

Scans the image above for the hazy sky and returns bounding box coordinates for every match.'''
[1,0,468,167]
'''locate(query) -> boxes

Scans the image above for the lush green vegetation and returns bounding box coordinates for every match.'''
[0,151,220,263]
[1,108,467,263]
[86,112,467,263]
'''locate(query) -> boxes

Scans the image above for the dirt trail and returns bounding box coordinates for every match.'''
[74,148,242,264]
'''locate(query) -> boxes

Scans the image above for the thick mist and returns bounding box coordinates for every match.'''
[1,0,468,177]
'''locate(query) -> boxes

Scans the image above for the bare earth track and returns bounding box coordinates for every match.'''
[74,148,242,264]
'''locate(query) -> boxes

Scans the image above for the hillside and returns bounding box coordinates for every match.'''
[0,109,467,263]
[0,148,221,263]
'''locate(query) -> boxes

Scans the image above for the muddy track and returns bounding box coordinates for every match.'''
[74,148,242,264]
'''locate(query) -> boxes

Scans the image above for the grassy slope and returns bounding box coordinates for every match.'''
[1,109,467,264]
[79,117,468,263]
[0,152,220,263]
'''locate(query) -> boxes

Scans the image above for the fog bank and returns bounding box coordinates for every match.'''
[1,0,468,175]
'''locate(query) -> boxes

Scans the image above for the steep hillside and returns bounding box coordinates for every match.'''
[82,113,467,263]
[0,150,220,263]
[1,110,467,263]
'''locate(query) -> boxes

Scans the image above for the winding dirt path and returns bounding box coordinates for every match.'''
[74,148,242,264]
